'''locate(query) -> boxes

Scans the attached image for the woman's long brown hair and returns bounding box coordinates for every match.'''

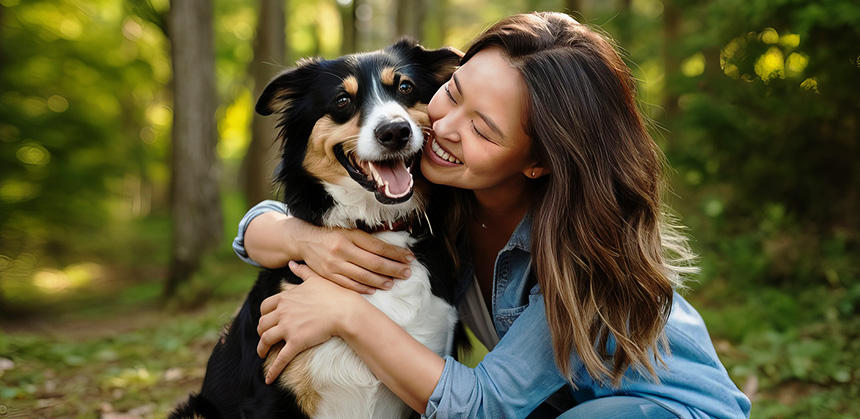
[442,12,697,385]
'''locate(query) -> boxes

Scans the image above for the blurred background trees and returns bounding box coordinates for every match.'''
[0,0,857,417]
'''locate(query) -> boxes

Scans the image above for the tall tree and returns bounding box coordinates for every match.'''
[616,0,633,47]
[396,0,425,41]
[662,0,681,118]
[241,0,286,208]
[340,0,357,54]
[164,0,222,297]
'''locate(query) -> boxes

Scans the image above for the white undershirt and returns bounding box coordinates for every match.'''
[458,276,500,350]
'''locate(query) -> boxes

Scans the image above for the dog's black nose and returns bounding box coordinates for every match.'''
[374,120,411,149]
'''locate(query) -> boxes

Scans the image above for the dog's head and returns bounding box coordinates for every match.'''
[256,39,460,226]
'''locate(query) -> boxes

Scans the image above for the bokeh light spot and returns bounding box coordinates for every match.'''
[16,142,51,166]
[682,52,705,77]
[754,47,785,82]
[779,33,800,49]
[760,28,779,44]
[785,52,808,78]
[47,95,69,112]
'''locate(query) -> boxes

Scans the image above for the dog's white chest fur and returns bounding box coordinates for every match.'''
[302,230,457,419]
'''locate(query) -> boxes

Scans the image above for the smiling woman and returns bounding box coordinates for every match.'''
[236,12,750,419]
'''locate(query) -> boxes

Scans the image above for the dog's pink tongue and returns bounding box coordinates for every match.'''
[369,161,412,198]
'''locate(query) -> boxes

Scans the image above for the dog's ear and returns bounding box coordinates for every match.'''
[255,58,322,116]
[416,45,464,82]
[390,38,463,83]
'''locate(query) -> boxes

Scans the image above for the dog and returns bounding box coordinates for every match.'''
[171,39,463,418]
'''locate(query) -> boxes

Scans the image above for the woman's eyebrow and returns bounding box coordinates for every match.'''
[453,73,506,140]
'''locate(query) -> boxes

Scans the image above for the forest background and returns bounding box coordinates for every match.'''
[0,0,857,417]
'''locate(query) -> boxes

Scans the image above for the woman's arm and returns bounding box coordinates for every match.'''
[234,200,416,292]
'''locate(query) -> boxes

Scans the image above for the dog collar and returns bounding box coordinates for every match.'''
[356,219,413,234]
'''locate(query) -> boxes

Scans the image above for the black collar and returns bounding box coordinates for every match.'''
[355,219,413,234]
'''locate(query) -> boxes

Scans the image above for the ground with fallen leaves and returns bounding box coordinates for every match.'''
[1,274,857,418]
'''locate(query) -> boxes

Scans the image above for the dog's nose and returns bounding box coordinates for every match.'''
[374,120,411,149]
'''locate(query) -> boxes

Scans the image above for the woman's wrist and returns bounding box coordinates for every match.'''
[246,211,304,268]
[278,215,306,262]
[336,292,373,339]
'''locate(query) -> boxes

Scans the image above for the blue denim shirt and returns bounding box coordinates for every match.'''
[233,201,751,419]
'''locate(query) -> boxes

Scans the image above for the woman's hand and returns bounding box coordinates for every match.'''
[296,222,415,293]
[245,212,415,293]
[256,261,366,384]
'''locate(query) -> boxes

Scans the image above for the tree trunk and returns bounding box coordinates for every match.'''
[164,0,222,298]
[340,0,357,54]
[662,0,681,119]
[616,0,633,48]
[241,0,286,208]
[395,0,425,41]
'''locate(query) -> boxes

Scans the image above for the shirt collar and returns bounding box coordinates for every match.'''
[502,211,533,253]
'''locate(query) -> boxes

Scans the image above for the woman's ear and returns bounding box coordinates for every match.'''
[522,165,550,179]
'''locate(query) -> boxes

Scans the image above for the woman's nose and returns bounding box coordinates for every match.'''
[431,114,460,143]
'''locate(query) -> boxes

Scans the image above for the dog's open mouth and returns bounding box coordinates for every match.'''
[333,143,418,204]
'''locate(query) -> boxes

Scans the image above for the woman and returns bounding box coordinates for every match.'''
[234,12,751,418]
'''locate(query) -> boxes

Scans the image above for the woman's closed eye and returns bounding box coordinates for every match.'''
[444,84,458,104]
[471,120,491,141]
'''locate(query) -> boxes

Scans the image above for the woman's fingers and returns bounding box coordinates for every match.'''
[344,242,413,280]
[339,262,398,290]
[289,261,317,281]
[257,310,279,336]
[257,326,282,358]
[265,341,302,384]
[329,273,377,294]
[260,293,281,316]
[351,231,414,265]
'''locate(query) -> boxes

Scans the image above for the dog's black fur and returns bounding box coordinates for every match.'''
[171,40,462,419]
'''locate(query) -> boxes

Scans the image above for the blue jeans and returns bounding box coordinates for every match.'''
[557,396,678,419]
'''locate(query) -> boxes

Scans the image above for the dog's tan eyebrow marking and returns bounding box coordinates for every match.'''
[381,67,396,85]
[342,75,358,96]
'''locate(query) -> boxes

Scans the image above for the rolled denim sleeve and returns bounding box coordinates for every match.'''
[423,293,571,419]
[232,200,289,267]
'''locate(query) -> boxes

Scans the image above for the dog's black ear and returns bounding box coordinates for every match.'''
[389,38,463,82]
[255,58,322,116]
[412,45,463,82]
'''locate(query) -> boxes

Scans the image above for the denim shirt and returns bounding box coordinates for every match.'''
[233,201,751,419]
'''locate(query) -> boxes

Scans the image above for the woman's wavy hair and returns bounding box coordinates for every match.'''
[438,12,697,385]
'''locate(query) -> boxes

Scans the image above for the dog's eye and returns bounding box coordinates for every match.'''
[398,80,414,95]
[336,94,351,108]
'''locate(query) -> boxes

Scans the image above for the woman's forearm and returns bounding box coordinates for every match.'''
[338,298,446,414]
[245,211,304,268]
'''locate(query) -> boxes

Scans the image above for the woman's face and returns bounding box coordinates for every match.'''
[421,47,535,193]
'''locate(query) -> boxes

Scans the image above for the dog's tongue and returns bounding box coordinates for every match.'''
[369,161,412,198]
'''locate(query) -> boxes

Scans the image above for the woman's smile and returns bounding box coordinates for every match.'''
[423,137,463,166]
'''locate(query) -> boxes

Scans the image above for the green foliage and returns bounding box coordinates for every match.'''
[663,0,859,285]
[0,0,170,266]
